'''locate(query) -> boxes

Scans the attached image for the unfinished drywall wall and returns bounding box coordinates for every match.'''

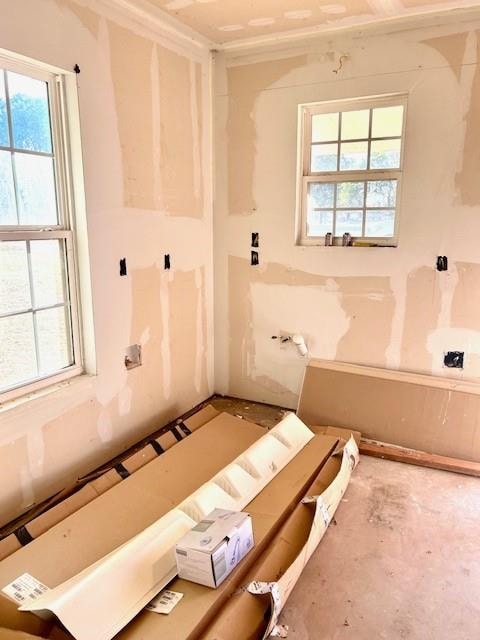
[0,0,213,528]
[214,10,480,415]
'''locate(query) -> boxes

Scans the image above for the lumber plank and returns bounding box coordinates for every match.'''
[360,439,480,477]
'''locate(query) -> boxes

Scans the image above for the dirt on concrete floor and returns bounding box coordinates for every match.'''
[279,455,480,640]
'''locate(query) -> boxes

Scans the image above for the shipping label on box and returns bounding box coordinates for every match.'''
[175,509,254,588]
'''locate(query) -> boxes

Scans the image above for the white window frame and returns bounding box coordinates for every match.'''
[0,53,85,403]
[295,93,408,247]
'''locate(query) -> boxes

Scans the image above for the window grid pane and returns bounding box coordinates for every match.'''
[0,238,74,392]
[0,72,9,147]
[0,68,59,228]
[306,179,397,239]
[310,104,404,173]
[0,57,81,399]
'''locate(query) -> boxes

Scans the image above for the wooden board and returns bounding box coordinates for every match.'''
[360,439,480,477]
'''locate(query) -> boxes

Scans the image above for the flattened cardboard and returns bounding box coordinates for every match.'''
[0,537,21,563]
[0,391,358,640]
[183,406,219,432]
[202,439,359,640]
[298,359,480,461]
[121,446,157,474]
[26,486,98,540]
[87,470,121,496]
[0,412,265,636]
[155,430,179,451]
[113,431,339,640]
[0,407,220,558]
[310,425,361,446]
[247,437,359,638]
[17,415,314,640]
[0,630,44,640]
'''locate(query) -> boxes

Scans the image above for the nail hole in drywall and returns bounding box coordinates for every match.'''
[251,250,259,266]
[443,351,464,368]
[164,254,171,270]
[125,344,142,370]
[251,233,259,248]
[119,258,127,276]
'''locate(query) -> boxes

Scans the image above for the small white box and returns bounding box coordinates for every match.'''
[175,509,254,588]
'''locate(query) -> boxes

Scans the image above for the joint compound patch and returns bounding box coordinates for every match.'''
[2,573,50,604]
[145,589,183,614]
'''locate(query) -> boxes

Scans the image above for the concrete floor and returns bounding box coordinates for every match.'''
[280,455,480,640]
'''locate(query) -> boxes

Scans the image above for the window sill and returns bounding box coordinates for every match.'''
[0,372,96,417]
[296,241,398,248]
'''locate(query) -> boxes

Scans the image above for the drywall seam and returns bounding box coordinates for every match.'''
[160,272,172,401]
[190,60,202,201]
[455,30,480,205]
[194,267,204,393]
[219,5,480,51]
[226,55,308,216]
[151,43,162,206]
[19,414,314,640]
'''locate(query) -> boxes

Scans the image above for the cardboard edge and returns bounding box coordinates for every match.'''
[309,425,361,445]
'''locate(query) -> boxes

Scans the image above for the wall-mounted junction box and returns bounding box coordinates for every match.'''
[125,344,142,370]
[443,351,464,369]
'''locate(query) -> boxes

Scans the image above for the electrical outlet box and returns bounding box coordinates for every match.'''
[443,351,464,369]
[125,344,142,370]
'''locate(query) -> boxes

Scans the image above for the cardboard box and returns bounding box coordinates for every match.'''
[175,510,253,588]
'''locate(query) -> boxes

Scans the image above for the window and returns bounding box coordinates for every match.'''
[297,94,407,246]
[0,56,83,400]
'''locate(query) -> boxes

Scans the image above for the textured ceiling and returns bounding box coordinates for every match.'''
[150,0,480,44]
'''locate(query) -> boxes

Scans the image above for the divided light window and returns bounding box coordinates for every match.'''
[297,94,407,246]
[0,58,82,399]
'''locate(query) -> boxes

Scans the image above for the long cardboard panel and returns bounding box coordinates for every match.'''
[1,408,221,548]
[298,359,480,461]
[113,431,340,640]
[202,439,359,640]
[0,412,265,637]
[17,415,314,640]
[247,437,359,638]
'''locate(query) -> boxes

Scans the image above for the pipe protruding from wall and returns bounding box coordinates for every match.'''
[292,334,308,357]
[271,334,308,357]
